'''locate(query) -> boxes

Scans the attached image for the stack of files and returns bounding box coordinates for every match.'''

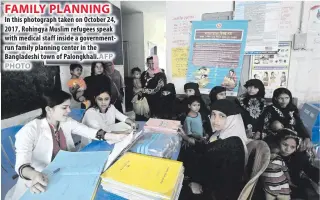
[100,152,184,200]
[21,150,109,200]
[144,118,181,134]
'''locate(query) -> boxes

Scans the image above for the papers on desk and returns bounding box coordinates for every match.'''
[107,122,132,132]
[144,118,181,134]
[104,130,143,170]
[101,152,184,200]
[20,151,109,200]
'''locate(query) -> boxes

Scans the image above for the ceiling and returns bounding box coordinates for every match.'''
[120,1,166,15]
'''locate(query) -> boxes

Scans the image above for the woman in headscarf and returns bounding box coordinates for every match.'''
[209,86,227,105]
[135,55,166,120]
[104,61,125,113]
[178,99,249,200]
[155,83,181,120]
[84,62,112,106]
[256,88,312,152]
[236,79,266,137]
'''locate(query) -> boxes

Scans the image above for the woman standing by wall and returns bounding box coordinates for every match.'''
[136,55,166,120]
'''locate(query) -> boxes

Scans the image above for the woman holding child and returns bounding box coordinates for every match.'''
[257,88,312,150]
[5,90,128,200]
[135,55,166,120]
[179,99,249,200]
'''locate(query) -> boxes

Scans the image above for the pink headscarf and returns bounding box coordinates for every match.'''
[147,55,161,75]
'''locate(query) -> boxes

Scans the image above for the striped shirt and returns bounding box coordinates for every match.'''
[261,154,291,196]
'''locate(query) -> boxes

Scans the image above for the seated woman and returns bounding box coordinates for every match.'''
[178,99,249,200]
[256,88,312,151]
[5,90,128,200]
[81,87,135,146]
[236,79,266,138]
[155,83,181,120]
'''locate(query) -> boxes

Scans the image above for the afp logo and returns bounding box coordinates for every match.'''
[216,23,222,29]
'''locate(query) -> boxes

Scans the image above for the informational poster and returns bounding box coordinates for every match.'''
[171,15,196,78]
[171,47,189,77]
[234,1,281,54]
[250,41,292,98]
[186,20,248,96]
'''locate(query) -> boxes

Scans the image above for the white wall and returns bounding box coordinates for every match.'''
[166,1,320,107]
[143,13,166,71]
[122,12,145,75]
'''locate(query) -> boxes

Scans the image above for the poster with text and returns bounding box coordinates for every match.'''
[186,20,248,96]
[234,1,281,54]
[250,41,292,98]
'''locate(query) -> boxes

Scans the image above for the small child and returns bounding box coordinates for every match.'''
[261,129,296,200]
[183,95,205,141]
[131,67,149,118]
[131,67,142,95]
[271,120,284,132]
[67,64,90,109]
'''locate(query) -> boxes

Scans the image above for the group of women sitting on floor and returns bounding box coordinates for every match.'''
[5,55,319,200]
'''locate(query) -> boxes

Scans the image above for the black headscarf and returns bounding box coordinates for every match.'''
[160,83,176,103]
[211,99,240,116]
[209,86,226,103]
[236,79,266,126]
[184,82,201,96]
[244,79,265,98]
[272,88,298,112]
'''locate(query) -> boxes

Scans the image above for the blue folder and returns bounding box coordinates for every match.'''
[20,150,109,200]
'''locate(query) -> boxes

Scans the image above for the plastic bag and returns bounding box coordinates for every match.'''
[132,95,150,117]
[129,132,181,159]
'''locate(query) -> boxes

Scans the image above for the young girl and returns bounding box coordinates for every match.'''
[183,95,205,141]
[179,82,209,122]
[236,79,266,138]
[262,129,319,200]
[81,87,135,146]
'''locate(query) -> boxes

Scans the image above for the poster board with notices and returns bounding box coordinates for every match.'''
[249,41,292,98]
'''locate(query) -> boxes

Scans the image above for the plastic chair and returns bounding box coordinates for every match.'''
[238,140,271,200]
[1,125,23,200]
[69,108,86,122]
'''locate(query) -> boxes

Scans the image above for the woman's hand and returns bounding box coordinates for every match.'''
[189,182,203,194]
[30,171,48,194]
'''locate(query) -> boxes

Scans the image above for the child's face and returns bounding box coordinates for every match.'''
[185,89,195,97]
[216,91,226,100]
[94,63,104,75]
[71,67,82,77]
[162,91,171,96]
[247,86,259,96]
[95,92,111,112]
[133,71,141,79]
[188,101,200,113]
[271,121,284,131]
[280,138,297,156]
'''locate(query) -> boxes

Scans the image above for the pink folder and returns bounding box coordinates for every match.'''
[144,118,181,134]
